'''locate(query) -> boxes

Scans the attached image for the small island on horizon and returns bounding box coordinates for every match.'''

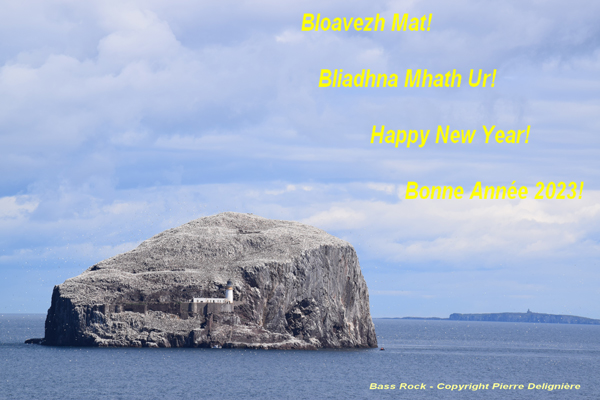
[382,310,600,325]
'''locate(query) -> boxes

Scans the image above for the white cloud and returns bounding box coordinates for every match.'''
[303,206,367,230]
[301,187,600,265]
[275,30,304,44]
[0,196,38,219]
[367,182,395,194]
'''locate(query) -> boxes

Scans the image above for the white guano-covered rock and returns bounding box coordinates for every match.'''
[43,212,377,349]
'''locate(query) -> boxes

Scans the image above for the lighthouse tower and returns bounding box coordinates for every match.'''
[225,280,234,303]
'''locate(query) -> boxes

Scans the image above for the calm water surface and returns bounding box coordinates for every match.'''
[0,315,598,399]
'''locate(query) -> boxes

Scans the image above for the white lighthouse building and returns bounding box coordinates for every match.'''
[192,279,234,304]
[225,280,234,303]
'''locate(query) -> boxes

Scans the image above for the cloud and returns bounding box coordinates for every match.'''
[1,0,599,187]
[5,181,597,270]
[0,196,38,219]
[0,0,599,316]
[1,179,599,315]
[303,189,600,266]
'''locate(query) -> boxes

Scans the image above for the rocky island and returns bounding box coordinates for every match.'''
[37,212,377,349]
[398,310,600,325]
[449,311,600,325]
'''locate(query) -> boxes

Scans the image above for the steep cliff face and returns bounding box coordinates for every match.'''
[43,212,377,349]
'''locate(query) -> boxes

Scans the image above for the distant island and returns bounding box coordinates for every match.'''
[385,310,600,325]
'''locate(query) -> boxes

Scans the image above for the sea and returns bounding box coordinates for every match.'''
[0,315,598,399]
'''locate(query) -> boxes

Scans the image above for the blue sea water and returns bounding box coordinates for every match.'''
[0,315,598,399]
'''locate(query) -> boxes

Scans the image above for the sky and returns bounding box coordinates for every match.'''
[1,0,599,318]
